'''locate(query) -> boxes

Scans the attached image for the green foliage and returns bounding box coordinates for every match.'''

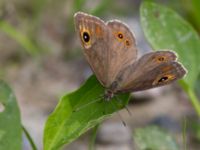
[187,119,200,142]
[43,75,129,150]
[73,0,121,16]
[0,80,22,150]
[74,0,88,12]
[0,21,39,56]
[134,126,179,150]
[191,0,200,30]
[140,2,200,116]
[90,0,113,16]
[1,1,200,149]
[182,0,200,32]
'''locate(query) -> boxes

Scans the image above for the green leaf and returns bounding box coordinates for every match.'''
[0,80,22,150]
[140,2,200,116]
[134,126,179,150]
[43,75,129,150]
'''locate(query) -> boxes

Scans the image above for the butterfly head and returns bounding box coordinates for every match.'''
[104,90,115,101]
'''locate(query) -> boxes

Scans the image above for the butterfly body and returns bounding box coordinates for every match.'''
[74,12,187,101]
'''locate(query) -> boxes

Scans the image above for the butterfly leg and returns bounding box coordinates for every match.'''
[109,101,126,126]
[115,95,132,116]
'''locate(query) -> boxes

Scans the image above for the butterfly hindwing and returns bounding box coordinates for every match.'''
[115,51,186,92]
[105,20,138,86]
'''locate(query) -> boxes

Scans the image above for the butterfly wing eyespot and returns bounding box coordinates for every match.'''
[153,51,177,63]
[115,32,124,42]
[115,32,131,47]
[118,33,123,39]
[158,76,168,83]
[81,30,91,43]
[158,57,165,61]
[80,29,92,48]
[153,56,166,63]
[153,74,176,85]
[83,32,90,42]
[125,39,130,47]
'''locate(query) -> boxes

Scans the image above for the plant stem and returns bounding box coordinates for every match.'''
[89,124,100,150]
[180,81,200,117]
[182,117,187,150]
[187,87,200,116]
[22,125,38,150]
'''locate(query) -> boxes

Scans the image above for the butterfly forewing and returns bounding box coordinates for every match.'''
[74,12,110,86]
[74,12,138,88]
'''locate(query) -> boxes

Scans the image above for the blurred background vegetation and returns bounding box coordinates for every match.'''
[0,0,199,150]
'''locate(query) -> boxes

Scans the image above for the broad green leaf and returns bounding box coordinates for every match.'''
[43,75,129,150]
[0,80,22,150]
[140,2,200,88]
[133,126,179,150]
[140,2,200,116]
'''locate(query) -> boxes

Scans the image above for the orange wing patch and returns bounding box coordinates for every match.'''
[95,26,103,37]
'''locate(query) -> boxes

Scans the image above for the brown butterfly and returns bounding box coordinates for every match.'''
[74,12,187,101]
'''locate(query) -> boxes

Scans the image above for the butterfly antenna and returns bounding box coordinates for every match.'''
[73,95,103,112]
[110,101,126,126]
[115,96,132,116]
